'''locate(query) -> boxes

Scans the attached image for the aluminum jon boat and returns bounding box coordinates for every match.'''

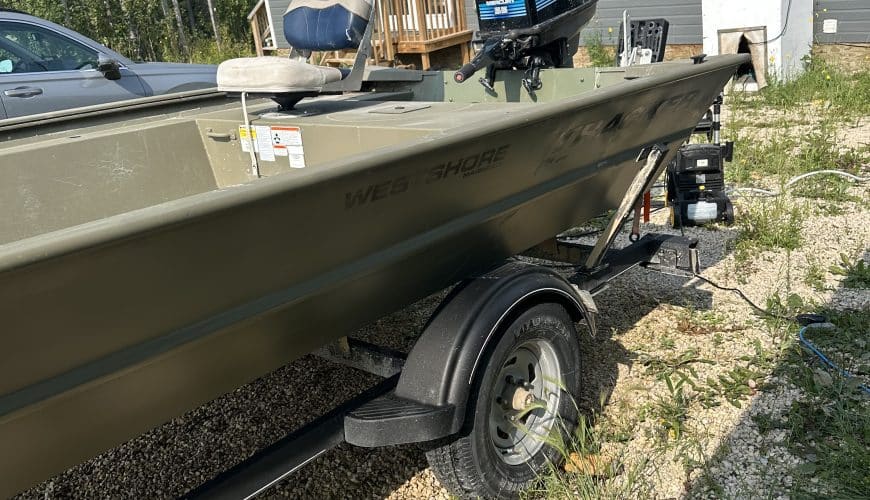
[0,0,747,496]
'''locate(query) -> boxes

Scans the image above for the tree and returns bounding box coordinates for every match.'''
[60,0,71,25]
[185,0,195,33]
[205,0,221,49]
[169,0,189,58]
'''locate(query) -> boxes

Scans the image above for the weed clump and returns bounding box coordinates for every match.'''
[736,197,804,254]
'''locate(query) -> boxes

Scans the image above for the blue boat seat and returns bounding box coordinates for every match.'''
[217,0,373,96]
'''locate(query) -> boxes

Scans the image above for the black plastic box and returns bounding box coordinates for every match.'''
[615,18,670,65]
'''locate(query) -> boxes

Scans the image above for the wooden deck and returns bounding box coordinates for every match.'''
[248,0,472,68]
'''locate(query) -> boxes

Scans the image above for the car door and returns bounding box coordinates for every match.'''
[0,20,148,119]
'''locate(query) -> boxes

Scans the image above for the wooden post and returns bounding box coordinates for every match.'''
[394,0,406,43]
[251,15,263,57]
[414,0,427,43]
[379,0,395,62]
[456,0,469,63]
[460,39,470,64]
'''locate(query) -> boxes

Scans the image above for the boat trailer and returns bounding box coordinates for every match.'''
[184,144,699,499]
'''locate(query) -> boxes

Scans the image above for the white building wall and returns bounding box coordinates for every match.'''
[702,0,813,80]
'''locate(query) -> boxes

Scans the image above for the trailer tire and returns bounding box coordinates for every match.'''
[425,303,581,499]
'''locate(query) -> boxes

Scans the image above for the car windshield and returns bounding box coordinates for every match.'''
[0,21,98,72]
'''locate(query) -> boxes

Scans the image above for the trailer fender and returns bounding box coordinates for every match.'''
[394,261,596,435]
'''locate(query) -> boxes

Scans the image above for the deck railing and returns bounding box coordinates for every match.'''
[373,0,472,67]
[248,0,275,57]
[247,0,473,66]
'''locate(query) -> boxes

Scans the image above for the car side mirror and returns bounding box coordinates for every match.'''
[97,55,122,81]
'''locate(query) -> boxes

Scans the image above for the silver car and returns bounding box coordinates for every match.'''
[0,9,217,119]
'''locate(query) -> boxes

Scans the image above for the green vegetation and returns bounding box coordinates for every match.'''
[735,196,804,255]
[803,257,827,291]
[727,121,868,189]
[778,311,870,497]
[725,58,869,262]
[829,253,870,289]
[529,413,656,499]
[583,32,615,68]
[729,58,870,119]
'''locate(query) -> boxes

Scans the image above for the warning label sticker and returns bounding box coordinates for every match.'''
[271,126,305,169]
[255,125,275,161]
[238,125,256,153]
[239,125,305,168]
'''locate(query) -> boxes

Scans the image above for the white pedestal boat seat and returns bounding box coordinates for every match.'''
[217,0,375,109]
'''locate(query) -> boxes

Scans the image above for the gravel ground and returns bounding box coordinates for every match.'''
[16,117,868,500]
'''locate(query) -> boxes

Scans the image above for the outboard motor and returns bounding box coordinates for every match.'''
[455,0,598,92]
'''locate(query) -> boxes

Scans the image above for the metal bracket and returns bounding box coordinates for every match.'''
[584,144,670,271]
[314,337,405,378]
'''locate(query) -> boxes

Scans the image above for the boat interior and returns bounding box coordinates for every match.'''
[0,61,684,246]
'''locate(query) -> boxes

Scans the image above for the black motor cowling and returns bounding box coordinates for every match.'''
[455,0,598,91]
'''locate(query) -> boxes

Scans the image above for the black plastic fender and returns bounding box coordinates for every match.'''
[394,260,596,435]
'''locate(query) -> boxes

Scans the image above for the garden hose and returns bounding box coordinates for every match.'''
[728,169,869,198]
[796,317,870,396]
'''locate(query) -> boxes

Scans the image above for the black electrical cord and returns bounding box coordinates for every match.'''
[691,273,793,321]
[749,0,792,45]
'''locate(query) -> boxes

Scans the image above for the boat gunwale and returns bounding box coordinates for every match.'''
[0,89,225,132]
[0,55,748,272]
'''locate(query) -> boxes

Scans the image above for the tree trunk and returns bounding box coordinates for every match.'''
[206,0,222,49]
[102,0,116,28]
[118,0,141,60]
[185,0,196,33]
[60,0,71,26]
[170,0,189,58]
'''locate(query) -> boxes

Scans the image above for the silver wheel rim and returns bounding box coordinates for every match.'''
[488,339,562,466]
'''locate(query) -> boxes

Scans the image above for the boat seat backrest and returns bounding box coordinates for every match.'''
[283,0,374,51]
[215,0,374,102]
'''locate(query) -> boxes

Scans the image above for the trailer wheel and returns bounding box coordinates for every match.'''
[426,303,581,498]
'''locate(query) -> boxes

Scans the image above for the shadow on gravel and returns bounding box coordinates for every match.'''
[577,268,716,415]
[681,257,870,499]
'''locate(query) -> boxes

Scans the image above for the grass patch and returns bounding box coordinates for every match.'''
[778,310,870,497]
[730,59,870,119]
[829,254,870,289]
[735,196,804,259]
[528,413,656,499]
[727,124,868,190]
[803,257,827,291]
[724,58,870,207]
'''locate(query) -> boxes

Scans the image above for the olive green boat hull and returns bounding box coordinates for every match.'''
[0,55,746,496]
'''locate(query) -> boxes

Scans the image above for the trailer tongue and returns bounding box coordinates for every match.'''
[0,0,748,496]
